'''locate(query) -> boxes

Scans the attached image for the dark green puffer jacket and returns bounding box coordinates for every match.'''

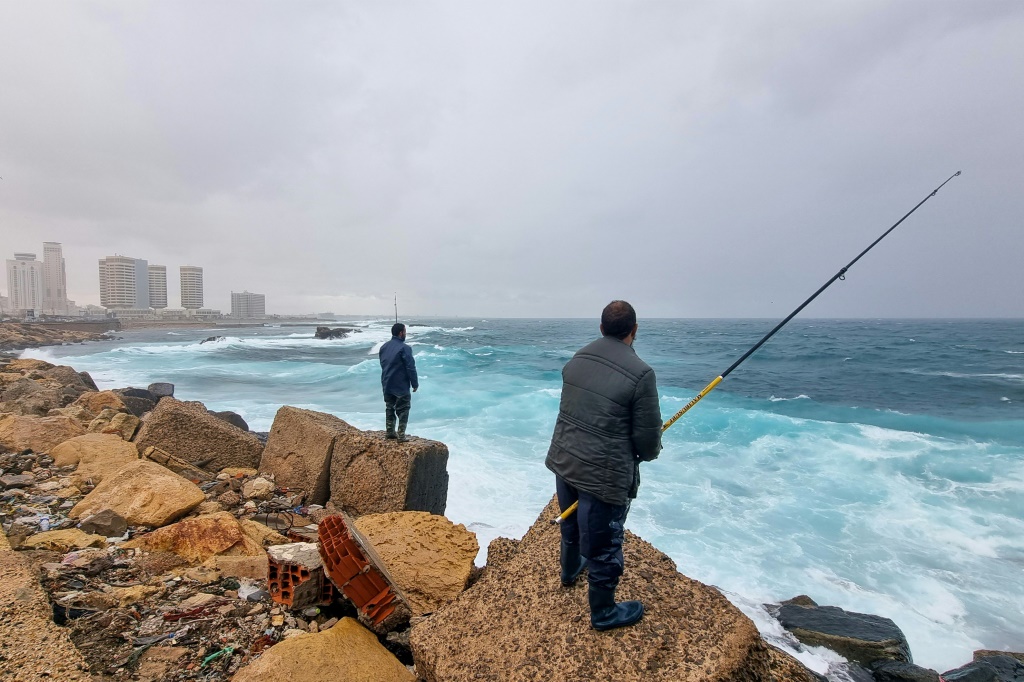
[545,335,663,506]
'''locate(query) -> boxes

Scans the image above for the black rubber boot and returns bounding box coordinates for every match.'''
[588,585,644,631]
[385,420,397,439]
[560,540,587,587]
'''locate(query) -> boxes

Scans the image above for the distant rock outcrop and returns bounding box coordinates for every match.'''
[314,326,358,340]
[409,497,818,682]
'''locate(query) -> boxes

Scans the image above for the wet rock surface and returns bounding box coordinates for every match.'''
[943,655,1024,681]
[776,603,913,665]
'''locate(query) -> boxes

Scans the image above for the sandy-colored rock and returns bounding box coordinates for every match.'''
[354,512,477,617]
[410,497,818,682]
[3,358,55,373]
[133,397,264,471]
[237,519,290,551]
[123,512,268,562]
[195,501,223,515]
[242,477,274,500]
[70,460,204,527]
[106,584,164,607]
[221,466,258,477]
[329,430,448,516]
[87,407,120,433]
[73,390,128,415]
[0,414,85,453]
[231,617,415,682]
[51,433,139,486]
[203,554,269,579]
[46,403,96,427]
[0,531,93,680]
[20,528,106,552]
[101,411,141,440]
[259,406,353,505]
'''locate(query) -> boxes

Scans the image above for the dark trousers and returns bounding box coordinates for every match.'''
[556,476,629,591]
[384,392,411,434]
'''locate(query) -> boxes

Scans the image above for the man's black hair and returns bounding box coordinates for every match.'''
[392,323,406,337]
[601,300,636,340]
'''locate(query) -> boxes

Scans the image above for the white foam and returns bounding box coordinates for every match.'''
[768,394,811,402]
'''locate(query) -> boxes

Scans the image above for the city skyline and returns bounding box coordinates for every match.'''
[2,241,275,317]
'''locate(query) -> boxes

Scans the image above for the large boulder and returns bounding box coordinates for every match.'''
[133,397,264,471]
[776,603,912,666]
[73,391,128,415]
[70,460,205,527]
[0,378,64,416]
[21,528,106,552]
[353,511,478,617]
[0,414,85,453]
[259,407,353,505]
[231,617,414,682]
[100,412,141,440]
[123,512,284,563]
[409,497,817,682]
[329,430,448,516]
[46,404,96,428]
[50,433,139,486]
[943,655,1024,681]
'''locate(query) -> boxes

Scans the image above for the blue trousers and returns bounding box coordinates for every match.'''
[555,476,629,591]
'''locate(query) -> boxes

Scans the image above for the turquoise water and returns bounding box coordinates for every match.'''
[24,318,1024,674]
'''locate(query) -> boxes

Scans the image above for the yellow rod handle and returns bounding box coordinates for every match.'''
[549,375,725,525]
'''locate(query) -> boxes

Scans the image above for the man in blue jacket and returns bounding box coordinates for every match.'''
[379,322,419,441]
[546,300,663,631]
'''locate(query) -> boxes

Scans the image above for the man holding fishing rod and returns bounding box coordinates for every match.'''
[545,171,961,633]
[546,300,663,631]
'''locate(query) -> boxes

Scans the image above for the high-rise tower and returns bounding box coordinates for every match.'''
[6,253,44,314]
[180,266,204,310]
[148,265,168,309]
[42,242,68,315]
[98,256,150,309]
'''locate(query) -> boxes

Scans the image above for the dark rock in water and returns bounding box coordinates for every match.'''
[119,395,156,417]
[200,335,225,344]
[118,387,158,402]
[148,382,174,399]
[314,326,358,340]
[79,509,128,538]
[211,410,249,432]
[252,431,269,445]
[777,604,912,666]
[871,659,940,681]
[943,655,1024,681]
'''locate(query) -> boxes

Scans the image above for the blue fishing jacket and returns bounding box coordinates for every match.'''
[379,336,419,396]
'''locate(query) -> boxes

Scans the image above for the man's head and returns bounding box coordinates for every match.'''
[392,323,406,339]
[600,300,638,343]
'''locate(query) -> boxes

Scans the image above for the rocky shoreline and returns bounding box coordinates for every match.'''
[0,322,114,353]
[0,355,1021,681]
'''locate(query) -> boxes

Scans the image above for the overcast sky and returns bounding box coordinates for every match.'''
[1,1,1021,317]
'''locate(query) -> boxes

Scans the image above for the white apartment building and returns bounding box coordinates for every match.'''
[231,291,266,318]
[42,242,69,315]
[99,255,150,309]
[6,253,44,315]
[180,266,204,310]
[148,265,168,309]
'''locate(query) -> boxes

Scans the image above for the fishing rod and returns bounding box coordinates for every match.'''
[552,170,961,525]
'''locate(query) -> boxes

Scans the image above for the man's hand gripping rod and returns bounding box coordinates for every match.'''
[550,171,961,525]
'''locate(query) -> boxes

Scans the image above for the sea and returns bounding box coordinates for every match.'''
[22,318,1024,677]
